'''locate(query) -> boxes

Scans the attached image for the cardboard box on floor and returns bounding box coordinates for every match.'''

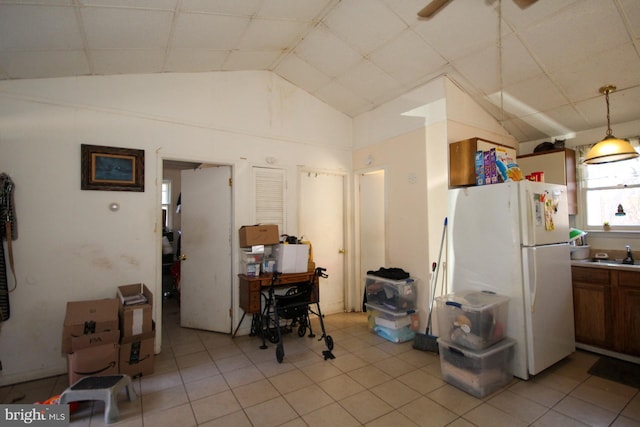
[239,224,279,247]
[119,323,155,378]
[61,298,120,354]
[117,283,153,338]
[67,342,119,385]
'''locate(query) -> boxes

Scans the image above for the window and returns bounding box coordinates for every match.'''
[578,138,640,230]
[161,179,172,229]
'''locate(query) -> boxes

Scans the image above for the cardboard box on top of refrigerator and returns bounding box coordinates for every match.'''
[117,283,153,338]
[239,224,279,247]
[61,298,120,354]
[273,243,309,274]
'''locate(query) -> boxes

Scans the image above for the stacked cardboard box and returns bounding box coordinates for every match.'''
[117,283,155,378]
[62,299,120,385]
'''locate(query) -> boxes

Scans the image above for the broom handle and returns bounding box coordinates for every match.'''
[426,217,447,333]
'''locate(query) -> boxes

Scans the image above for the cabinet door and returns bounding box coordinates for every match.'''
[517,149,577,215]
[618,271,640,356]
[572,267,613,348]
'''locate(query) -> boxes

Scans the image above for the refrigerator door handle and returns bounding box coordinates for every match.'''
[529,254,537,313]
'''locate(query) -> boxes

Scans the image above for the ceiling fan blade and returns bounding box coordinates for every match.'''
[417,0,451,18]
[513,0,538,9]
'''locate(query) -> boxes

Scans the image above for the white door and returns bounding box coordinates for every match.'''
[522,243,575,375]
[180,166,232,332]
[299,171,345,314]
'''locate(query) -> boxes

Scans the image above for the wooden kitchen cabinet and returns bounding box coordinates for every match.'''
[572,266,613,348]
[572,266,640,357]
[517,148,577,215]
[617,270,640,355]
[449,137,516,188]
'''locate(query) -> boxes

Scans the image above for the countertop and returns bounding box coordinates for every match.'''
[571,259,640,271]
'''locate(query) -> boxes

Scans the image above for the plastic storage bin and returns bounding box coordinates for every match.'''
[365,275,417,314]
[435,290,509,350]
[438,337,515,398]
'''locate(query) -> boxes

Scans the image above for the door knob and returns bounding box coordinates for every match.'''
[338,249,345,254]
[178,254,187,261]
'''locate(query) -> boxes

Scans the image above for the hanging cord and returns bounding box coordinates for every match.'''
[498,0,504,125]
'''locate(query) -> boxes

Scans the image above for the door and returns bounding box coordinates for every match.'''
[522,243,575,375]
[180,166,232,332]
[299,171,345,314]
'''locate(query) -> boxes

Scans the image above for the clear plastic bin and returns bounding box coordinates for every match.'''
[438,337,515,398]
[365,275,417,314]
[435,290,509,350]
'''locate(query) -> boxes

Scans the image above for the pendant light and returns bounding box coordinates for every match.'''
[584,85,638,164]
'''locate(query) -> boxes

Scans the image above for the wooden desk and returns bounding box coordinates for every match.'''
[234,272,318,338]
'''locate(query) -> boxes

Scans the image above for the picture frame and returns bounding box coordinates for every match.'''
[81,144,145,192]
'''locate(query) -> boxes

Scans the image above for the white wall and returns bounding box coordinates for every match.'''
[0,70,352,386]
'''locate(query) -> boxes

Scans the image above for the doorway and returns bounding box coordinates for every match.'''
[298,170,347,314]
[160,159,233,334]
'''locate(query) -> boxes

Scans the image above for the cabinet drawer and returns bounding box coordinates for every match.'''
[619,270,640,288]
[572,267,610,284]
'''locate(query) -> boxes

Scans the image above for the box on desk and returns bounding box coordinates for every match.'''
[239,224,279,247]
[273,244,309,274]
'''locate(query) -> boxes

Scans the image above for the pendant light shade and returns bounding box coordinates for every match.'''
[584,85,639,165]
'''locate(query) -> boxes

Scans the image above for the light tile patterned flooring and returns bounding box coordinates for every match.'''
[2,297,640,426]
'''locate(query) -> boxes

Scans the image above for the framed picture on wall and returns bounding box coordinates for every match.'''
[81,144,145,191]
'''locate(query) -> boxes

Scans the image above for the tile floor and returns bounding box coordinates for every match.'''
[2,297,640,427]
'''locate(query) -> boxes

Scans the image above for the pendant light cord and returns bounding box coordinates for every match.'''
[605,89,613,137]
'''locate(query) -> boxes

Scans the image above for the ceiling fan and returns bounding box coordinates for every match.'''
[418,0,537,18]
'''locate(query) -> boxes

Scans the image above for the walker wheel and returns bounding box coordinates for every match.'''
[268,329,279,344]
[298,324,307,337]
[325,335,334,351]
[276,345,284,363]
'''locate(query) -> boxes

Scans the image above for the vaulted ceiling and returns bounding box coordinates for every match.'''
[1,0,639,143]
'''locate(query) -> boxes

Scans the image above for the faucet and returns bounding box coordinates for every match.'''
[623,245,634,264]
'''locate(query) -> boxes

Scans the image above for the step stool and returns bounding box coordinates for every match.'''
[59,374,137,424]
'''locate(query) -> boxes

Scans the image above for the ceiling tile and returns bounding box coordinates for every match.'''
[91,49,165,75]
[314,80,372,117]
[0,4,83,50]
[172,13,250,49]
[520,0,629,73]
[237,18,308,50]
[257,0,335,21]
[369,29,447,86]
[164,49,228,72]
[336,59,403,103]
[620,0,640,39]
[323,0,407,55]
[82,7,174,49]
[180,0,261,15]
[79,0,178,10]
[412,0,501,61]
[503,74,569,115]
[274,53,332,93]
[550,42,640,102]
[0,50,90,79]
[223,50,284,71]
[293,24,361,77]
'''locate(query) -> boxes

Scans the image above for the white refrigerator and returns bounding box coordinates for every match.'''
[447,181,575,380]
